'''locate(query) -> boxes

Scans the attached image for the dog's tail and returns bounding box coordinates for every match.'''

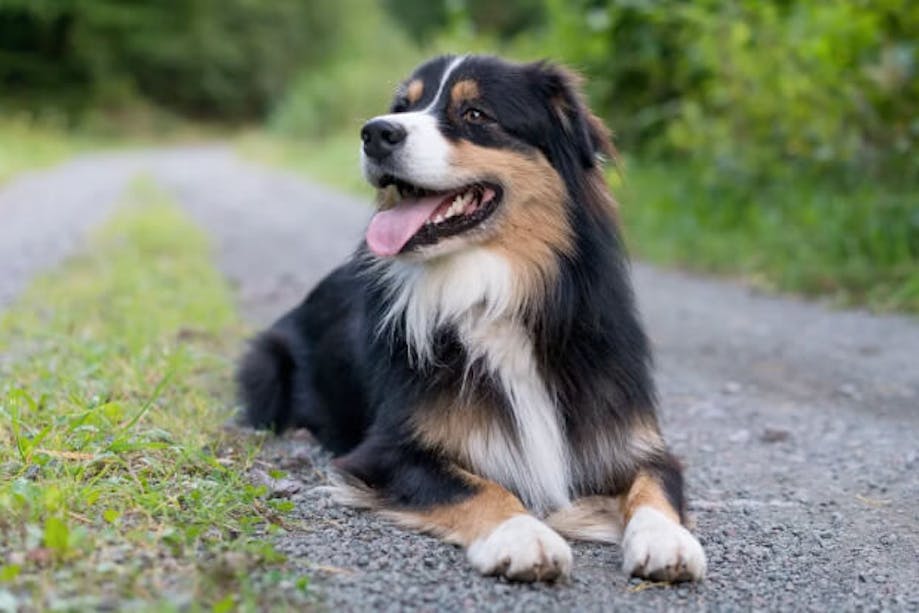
[236,330,297,433]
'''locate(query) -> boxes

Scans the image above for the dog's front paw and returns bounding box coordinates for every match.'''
[622,507,706,582]
[467,515,572,582]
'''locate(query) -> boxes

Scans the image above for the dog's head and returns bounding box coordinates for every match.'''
[361,55,614,262]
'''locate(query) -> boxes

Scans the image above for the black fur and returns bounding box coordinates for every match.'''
[237,55,682,514]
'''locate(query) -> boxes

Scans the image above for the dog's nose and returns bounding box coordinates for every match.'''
[361,120,407,160]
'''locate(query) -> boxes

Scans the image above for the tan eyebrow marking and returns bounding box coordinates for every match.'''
[451,79,480,105]
[406,79,424,105]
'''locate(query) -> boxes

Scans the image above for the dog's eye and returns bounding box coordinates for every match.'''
[463,108,489,124]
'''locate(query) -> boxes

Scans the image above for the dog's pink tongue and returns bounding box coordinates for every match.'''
[366,194,442,257]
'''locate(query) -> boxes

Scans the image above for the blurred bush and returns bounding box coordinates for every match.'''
[269,0,419,140]
[0,0,340,120]
[382,0,544,43]
[538,0,918,182]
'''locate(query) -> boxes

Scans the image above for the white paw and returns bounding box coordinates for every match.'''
[467,515,573,582]
[622,507,706,582]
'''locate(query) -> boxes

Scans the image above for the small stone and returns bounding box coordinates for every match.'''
[723,381,742,394]
[837,383,860,400]
[281,447,314,469]
[760,427,791,443]
[251,468,303,498]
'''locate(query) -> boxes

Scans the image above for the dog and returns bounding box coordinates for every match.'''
[237,54,706,583]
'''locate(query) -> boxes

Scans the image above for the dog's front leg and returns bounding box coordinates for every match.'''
[620,470,706,581]
[392,473,573,582]
[335,435,572,582]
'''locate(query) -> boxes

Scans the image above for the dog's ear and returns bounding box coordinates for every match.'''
[528,62,614,170]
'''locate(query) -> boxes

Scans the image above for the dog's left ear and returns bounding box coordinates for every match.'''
[529,62,614,169]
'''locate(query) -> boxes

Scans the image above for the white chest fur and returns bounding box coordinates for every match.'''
[380,249,572,514]
[457,315,571,514]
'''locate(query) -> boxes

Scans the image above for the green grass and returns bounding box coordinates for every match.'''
[242,132,919,313]
[0,181,310,610]
[0,119,91,185]
[617,162,919,312]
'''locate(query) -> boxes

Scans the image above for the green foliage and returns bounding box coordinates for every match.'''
[0,0,341,120]
[383,0,544,42]
[382,0,449,43]
[270,0,420,139]
[620,160,919,311]
[0,117,90,184]
[0,181,310,609]
[269,0,509,140]
[539,0,918,181]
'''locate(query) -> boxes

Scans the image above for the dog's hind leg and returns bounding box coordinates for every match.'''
[236,330,297,433]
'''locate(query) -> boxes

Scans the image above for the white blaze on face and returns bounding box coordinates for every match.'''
[361,56,467,188]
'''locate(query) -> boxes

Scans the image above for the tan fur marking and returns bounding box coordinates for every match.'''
[412,398,493,467]
[450,142,571,308]
[546,496,623,543]
[451,79,480,105]
[387,473,526,546]
[406,79,424,105]
[621,473,681,526]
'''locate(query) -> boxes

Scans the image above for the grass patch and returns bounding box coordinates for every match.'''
[618,162,919,312]
[0,118,91,185]
[0,181,310,610]
[243,131,919,313]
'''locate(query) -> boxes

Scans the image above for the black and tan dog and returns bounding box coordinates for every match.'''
[238,54,706,583]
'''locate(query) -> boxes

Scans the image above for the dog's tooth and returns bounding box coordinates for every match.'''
[433,214,445,223]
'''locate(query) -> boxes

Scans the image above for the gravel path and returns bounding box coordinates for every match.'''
[2,146,917,611]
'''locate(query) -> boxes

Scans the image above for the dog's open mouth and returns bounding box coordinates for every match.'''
[365,177,502,256]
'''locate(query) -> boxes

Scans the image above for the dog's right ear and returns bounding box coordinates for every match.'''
[528,62,614,170]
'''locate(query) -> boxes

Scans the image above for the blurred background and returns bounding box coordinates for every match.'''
[2,0,917,311]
